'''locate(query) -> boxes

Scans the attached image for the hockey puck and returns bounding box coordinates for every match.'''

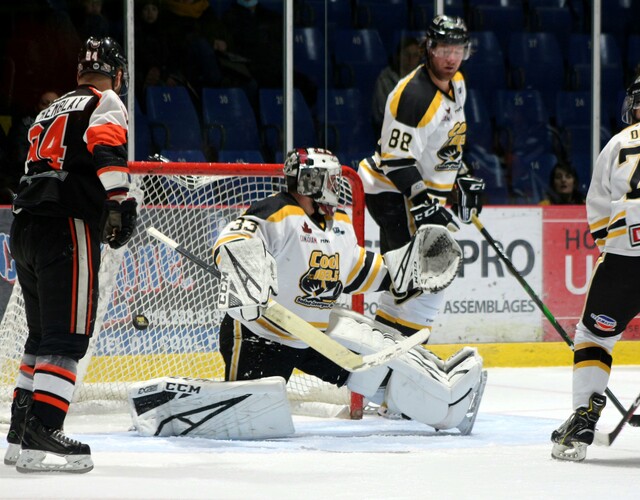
[132,314,150,330]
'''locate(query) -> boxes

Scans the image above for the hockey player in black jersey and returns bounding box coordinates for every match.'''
[4,37,136,473]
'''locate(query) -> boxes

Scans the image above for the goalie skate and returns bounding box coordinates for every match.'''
[455,369,488,436]
[15,416,93,474]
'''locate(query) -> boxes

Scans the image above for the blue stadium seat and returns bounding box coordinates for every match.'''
[305,0,353,31]
[568,33,623,69]
[355,0,409,55]
[555,90,610,130]
[507,32,565,112]
[159,149,207,163]
[465,89,494,155]
[560,124,612,181]
[462,31,507,115]
[201,87,261,152]
[217,150,265,164]
[469,4,525,54]
[412,0,465,29]
[331,29,387,112]
[259,88,317,161]
[626,34,640,84]
[146,86,203,152]
[495,89,554,158]
[529,7,572,58]
[510,152,558,203]
[134,99,152,161]
[316,88,376,166]
[464,148,510,205]
[294,28,331,90]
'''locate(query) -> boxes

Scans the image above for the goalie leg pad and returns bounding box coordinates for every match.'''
[326,308,395,400]
[128,376,294,439]
[385,347,483,429]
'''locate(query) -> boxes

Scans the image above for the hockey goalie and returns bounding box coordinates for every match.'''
[129,148,486,439]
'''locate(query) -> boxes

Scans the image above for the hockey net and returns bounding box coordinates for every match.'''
[0,162,365,418]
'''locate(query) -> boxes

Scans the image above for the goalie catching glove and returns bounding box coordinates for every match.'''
[100,198,137,249]
[384,224,462,300]
[452,176,485,224]
[216,238,278,321]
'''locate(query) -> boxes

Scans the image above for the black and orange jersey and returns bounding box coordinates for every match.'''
[13,84,130,228]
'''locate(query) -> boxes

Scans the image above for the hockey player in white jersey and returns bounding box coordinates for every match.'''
[212,147,486,434]
[551,76,640,461]
[358,15,485,337]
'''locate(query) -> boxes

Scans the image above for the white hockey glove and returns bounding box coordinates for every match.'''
[409,198,459,233]
[384,224,462,297]
[216,238,278,321]
[452,176,485,224]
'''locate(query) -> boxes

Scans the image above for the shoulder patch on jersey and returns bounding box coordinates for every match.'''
[393,68,439,128]
[245,192,305,222]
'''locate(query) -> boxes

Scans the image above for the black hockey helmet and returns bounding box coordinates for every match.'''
[622,75,640,125]
[284,148,342,210]
[78,37,128,92]
[425,15,470,60]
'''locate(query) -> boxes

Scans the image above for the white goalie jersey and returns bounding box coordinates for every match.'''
[587,120,640,256]
[213,192,389,348]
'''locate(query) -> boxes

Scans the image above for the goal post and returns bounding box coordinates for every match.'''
[0,161,365,419]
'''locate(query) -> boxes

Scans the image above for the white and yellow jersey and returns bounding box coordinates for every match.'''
[359,65,467,205]
[213,192,389,348]
[587,121,640,256]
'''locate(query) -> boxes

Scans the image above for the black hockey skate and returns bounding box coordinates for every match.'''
[4,388,32,466]
[15,415,93,473]
[551,393,606,462]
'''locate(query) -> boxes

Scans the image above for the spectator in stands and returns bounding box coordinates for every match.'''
[539,163,585,205]
[162,0,224,92]
[372,37,422,135]
[3,89,60,195]
[221,0,316,106]
[134,0,170,101]
[75,0,111,40]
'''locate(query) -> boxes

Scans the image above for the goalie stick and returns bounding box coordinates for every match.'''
[470,213,640,427]
[146,227,430,373]
[594,392,640,447]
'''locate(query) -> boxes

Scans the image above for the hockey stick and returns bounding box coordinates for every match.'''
[594,392,640,446]
[146,227,430,373]
[470,213,640,426]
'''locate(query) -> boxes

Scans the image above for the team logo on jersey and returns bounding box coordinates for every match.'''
[435,122,466,171]
[299,221,318,243]
[590,313,617,332]
[295,250,343,309]
[629,224,640,247]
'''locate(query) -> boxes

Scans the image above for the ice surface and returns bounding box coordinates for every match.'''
[1,366,640,499]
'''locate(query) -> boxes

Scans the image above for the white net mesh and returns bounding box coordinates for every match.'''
[0,163,364,416]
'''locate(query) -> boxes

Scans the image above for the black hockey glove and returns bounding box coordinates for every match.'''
[100,198,138,249]
[409,198,459,233]
[452,176,485,224]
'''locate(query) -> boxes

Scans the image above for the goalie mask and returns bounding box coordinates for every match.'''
[622,76,640,125]
[425,15,470,61]
[284,148,342,215]
[78,36,129,95]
